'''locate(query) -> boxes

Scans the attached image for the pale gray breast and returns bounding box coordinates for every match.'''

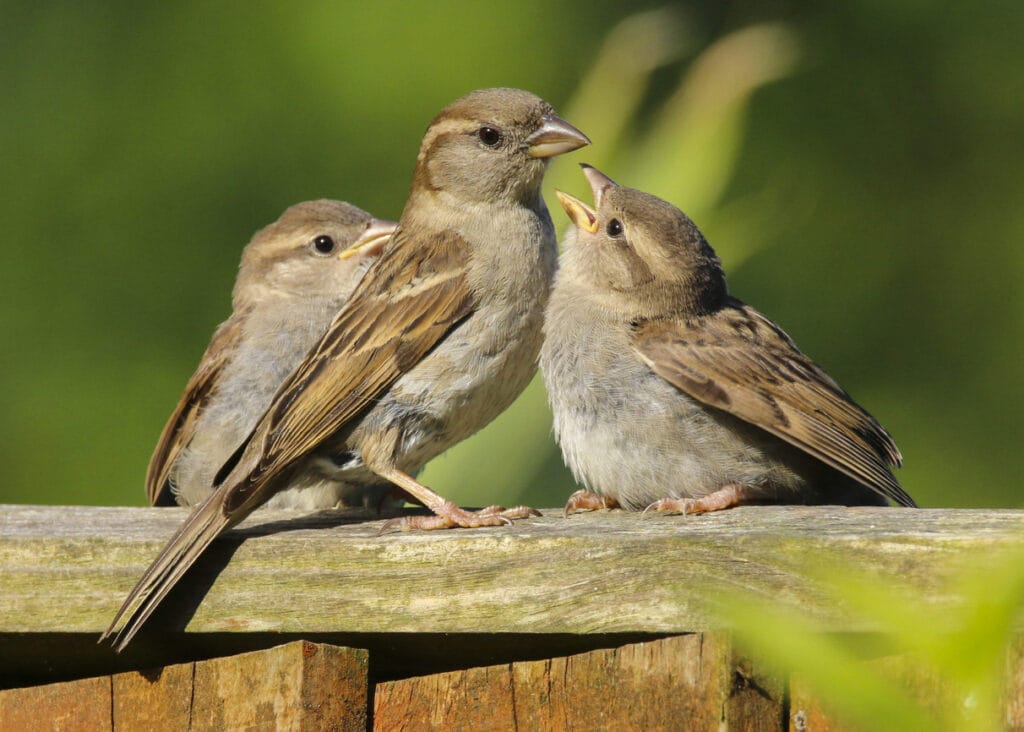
[385,203,558,466]
[541,294,682,504]
[541,287,809,509]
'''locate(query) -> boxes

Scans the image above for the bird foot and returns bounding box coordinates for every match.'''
[564,489,621,516]
[643,483,747,516]
[379,504,540,533]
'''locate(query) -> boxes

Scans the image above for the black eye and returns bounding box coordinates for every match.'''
[606,219,623,237]
[478,126,502,147]
[312,235,335,255]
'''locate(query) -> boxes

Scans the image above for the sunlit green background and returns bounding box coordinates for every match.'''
[2,2,1021,509]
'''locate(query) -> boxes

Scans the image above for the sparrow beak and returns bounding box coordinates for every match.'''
[555,190,599,233]
[580,164,618,209]
[338,218,398,259]
[527,115,591,159]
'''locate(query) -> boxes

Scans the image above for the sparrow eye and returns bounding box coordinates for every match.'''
[477,126,502,147]
[312,235,336,255]
[606,219,623,237]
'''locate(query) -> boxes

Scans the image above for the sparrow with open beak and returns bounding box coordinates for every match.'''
[105,88,590,650]
[541,165,915,515]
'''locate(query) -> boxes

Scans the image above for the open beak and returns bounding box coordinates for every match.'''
[580,164,617,208]
[338,218,398,259]
[555,191,599,233]
[527,114,591,159]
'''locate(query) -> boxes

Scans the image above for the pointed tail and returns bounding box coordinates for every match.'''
[100,491,238,652]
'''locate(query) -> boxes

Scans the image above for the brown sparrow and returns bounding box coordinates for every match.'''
[540,165,915,516]
[147,200,396,510]
[104,88,589,650]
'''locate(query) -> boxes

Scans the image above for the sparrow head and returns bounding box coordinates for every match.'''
[555,165,727,317]
[411,88,590,205]
[234,200,396,306]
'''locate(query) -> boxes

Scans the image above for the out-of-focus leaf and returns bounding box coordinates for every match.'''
[725,597,936,731]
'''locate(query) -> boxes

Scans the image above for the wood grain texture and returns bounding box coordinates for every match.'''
[188,641,367,730]
[0,641,367,731]
[113,662,192,730]
[373,634,783,731]
[2,634,1022,730]
[2,504,1021,639]
[0,675,111,731]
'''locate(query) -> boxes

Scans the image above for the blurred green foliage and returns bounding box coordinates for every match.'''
[1,1,1022,509]
[725,543,1024,730]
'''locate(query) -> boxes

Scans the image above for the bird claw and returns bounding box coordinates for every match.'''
[564,489,620,516]
[643,498,693,516]
[643,484,747,516]
[474,504,541,519]
[378,504,538,534]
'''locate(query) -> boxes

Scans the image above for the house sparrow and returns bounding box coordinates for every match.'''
[540,165,915,515]
[147,200,397,511]
[104,88,590,650]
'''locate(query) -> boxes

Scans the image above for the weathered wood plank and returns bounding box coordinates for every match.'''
[1,505,1022,688]
[0,675,111,731]
[0,642,367,731]
[0,630,669,692]
[112,662,192,730]
[373,634,784,731]
[2,504,1021,638]
[188,641,367,730]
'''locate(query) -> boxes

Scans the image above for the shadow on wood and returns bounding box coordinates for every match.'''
[2,504,1023,728]
[4,635,1021,730]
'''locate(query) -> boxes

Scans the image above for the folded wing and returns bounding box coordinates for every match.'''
[632,299,913,507]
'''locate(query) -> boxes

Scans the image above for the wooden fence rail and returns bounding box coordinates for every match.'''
[1,504,1022,729]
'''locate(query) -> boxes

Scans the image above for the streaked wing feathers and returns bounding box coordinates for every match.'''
[632,300,914,507]
[145,317,245,506]
[219,227,476,511]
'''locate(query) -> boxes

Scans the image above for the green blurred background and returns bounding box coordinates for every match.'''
[2,1,1021,509]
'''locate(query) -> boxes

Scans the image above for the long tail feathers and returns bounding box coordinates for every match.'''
[101,493,235,652]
